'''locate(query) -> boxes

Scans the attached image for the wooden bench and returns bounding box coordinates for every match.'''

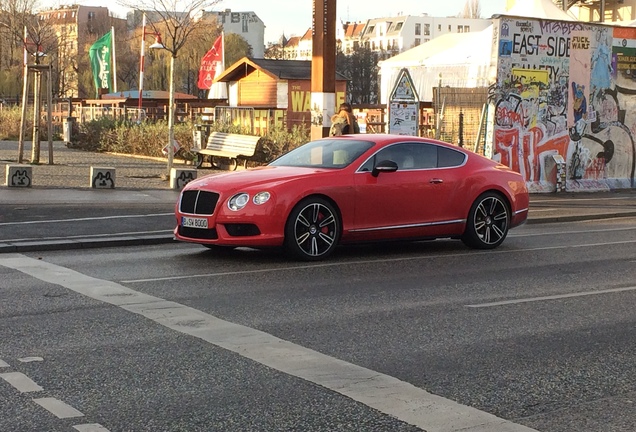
[192,132,261,170]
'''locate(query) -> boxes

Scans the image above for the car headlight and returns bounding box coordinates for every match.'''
[253,191,271,205]
[228,193,249,211]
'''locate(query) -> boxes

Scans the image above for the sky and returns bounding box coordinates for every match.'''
[40,0,508,43]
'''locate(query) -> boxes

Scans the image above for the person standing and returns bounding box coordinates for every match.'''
[333,103,360,135]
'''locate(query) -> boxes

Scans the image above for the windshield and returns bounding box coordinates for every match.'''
[269,139,375,169]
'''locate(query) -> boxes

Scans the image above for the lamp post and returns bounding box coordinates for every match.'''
[138,13,163,117]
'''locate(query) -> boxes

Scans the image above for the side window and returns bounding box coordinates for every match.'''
[392,143,437,169]
[358,143,439,171]
[438,147,466,167]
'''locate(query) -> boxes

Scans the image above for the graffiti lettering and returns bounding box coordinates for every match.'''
[546,36,570,57]
[571,36,589,50]
[512,34,542,55]
[539,20,584,36]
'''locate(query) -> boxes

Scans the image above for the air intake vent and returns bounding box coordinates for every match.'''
[180,190,219,215]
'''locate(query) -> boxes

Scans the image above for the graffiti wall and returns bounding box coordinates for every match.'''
[490,17,636,192]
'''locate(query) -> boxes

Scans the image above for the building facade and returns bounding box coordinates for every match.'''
[38,5,112,98]
[277,14,490,60]
[198,9,265,58]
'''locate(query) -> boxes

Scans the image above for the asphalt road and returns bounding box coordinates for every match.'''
[1,216,636,431]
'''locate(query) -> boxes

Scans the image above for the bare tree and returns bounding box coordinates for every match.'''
[459,0,481,19]
[119,0,221,177]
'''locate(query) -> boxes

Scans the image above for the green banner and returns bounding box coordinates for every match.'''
[88,31,112,97]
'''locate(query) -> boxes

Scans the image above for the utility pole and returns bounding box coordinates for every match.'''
[310,0,337,140]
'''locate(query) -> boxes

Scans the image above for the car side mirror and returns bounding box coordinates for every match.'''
[372,159,398,177]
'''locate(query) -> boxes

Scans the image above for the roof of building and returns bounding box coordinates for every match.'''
[343,22,366,38]
[101,90,198,100]
[215,57,349,82]
[285,36,301,48]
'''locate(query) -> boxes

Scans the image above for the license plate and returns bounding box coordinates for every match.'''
[181,216,208,229]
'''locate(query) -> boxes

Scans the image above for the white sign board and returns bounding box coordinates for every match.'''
[388,69,419,136]
[388,102,419,135]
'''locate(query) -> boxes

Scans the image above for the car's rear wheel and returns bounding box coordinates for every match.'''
[285,197,340,261]
[461,192,510,249]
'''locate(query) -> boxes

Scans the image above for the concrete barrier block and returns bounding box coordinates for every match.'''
[170,167,197,190]
[5,164,32,187]
[90,166,116,189]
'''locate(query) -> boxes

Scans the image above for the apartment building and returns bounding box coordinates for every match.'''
[198,9,265,58]
[352,15,490,58]
[278,14,490,60]
[38,5,112,98]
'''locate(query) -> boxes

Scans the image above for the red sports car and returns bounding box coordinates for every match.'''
[174,134,529,260]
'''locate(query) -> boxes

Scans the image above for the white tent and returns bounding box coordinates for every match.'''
[503,0,577,21]
[379,0,579,104]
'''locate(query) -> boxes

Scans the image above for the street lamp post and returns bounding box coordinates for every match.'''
[138,13,163,117]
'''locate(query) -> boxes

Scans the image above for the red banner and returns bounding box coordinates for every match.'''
[198,35,223,90]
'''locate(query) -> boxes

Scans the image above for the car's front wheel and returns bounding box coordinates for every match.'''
[461,192,510,249]
[285,197,340,261]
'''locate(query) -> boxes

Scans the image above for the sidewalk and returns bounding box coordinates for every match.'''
[0,140,197,190]
[1,140,636,253]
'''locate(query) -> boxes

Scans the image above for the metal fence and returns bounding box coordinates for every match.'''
[433,87,489,154]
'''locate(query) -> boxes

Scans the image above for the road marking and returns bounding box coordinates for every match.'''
[0,213,172,227]
[0,372,43,393]
[33,397,84,418]
[121,239,636,284]
[0,359,9,368]
[466,286,636,308]
[1,254,537,432]
[73,424,111,432]
[18,356,44,363]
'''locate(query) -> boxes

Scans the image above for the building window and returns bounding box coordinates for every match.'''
[72,11,75,17]
[424,23,430,36]
[465,25,470,32]
[438,24,441,31]
[396,22,403,31]
[415,38,421,46]
[448,25,451,31]
[415,23,421,36]
[367,25,375,34]
[88,11,95,20]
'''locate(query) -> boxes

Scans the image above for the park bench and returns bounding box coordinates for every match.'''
[192,132,261,170]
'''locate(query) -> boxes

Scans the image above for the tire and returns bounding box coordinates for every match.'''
[461,192,510,249]
[284,197,340,261]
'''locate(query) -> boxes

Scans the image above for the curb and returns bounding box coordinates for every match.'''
[526,211,636,225]
[2,211,636,254]
[0,235,176,254]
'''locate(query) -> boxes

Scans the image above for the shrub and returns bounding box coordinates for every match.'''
[71,118,195,158]
[69,117,311,165]
[0,105,53,141]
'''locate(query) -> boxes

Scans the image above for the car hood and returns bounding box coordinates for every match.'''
[185,166,335,191]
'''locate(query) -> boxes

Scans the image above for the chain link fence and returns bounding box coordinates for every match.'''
[433,87,489,154]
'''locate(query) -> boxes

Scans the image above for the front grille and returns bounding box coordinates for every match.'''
[178,226,218,240]
[225,223,261,237]
[180,190,219,215]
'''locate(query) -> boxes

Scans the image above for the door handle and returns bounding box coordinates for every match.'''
[429,178,444,184]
